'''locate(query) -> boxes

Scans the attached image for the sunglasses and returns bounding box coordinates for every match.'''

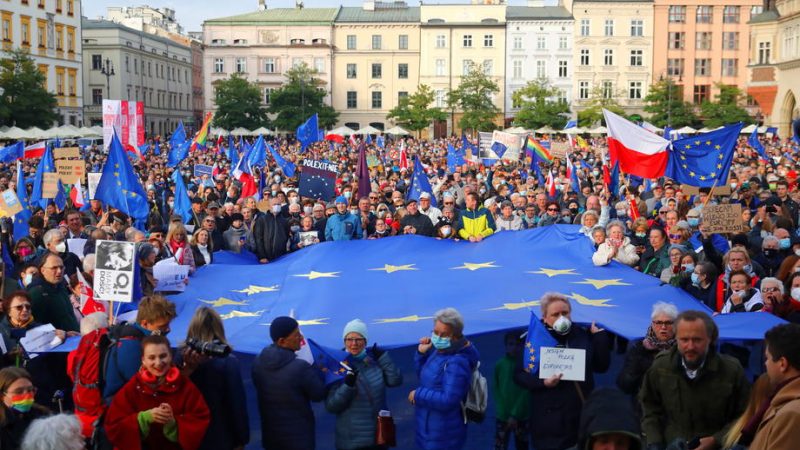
[547,208,559,212]
[12,304,31,311]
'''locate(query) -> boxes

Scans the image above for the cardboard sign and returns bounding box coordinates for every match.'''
[54,147,81,160]
[193,164,213,178]
[702,204,743,234]
[87,173,102,200]
[366,155,381,168]
[0,189,23,216]
[538,347,587,382]
[549,141,570,159]
[56,160,86,185]
[680,184,732,196]
[154,259,189,292]
[42,173,59,197]
[93,240,136,302]
[490,131,522,161]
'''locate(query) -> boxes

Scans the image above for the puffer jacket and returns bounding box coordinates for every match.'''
[413,339,480,450]
[325,351,403,449]
[457,207,495,239]
[325,212,363,241]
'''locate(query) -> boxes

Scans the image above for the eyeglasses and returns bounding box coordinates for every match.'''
[658,211,667,215]
[547,208,558,212]
[652,320,674,327]
[5,386,36,396]
[344,338,365,344]
[668,234,682,240]
[12,304,31,311]
[763,287,780,293]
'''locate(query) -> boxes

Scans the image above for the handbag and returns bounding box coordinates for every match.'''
[357,376,396,447]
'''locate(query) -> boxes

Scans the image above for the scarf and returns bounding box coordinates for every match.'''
[641,325,675,352]
[739,375,800,445]
[11,315,34,329]
[169,239,185,265]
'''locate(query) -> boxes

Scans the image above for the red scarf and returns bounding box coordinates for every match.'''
[168,239,185,264]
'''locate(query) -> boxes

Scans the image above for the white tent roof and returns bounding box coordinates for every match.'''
[211,127,229,136]
[78,126,101,137]
[562,127,587,135]
[328,126,356,136]
[740,124,768,134]
[504,126,527,133]
[588,126,608,134]
[25,127,46,139]
[251,127,272,136]
[1,127,26,140]
[535,126,556,134]
[673,126,697,134]
[355,125,382,135]
[229,127,251,136]
[385,126,410,135]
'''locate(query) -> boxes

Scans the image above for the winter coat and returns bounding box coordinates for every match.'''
[495,215,524,232]
[640,245,671,277]
[190,244,213,267]
[720,287,764,314]
[749,376,800,450]
[457,207,495,239]
[325,212,363,241]
[0,404,49,450]
[102,323,148,398]
[400,212,435,237]
[616,340,662,396]
[639,346,750,447]
[222,225,247,252]
[413,339,480,450]
[592,237,640,267]
[325,352,403,449]
[26,277,79,332]
[252,213,290,262]
[493,354,530,422]
[514,326,611,450]
[252,344,326,450]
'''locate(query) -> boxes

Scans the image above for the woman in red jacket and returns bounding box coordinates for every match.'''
[104,335,210,450]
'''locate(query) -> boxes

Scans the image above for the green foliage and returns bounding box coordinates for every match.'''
[446,64,500,132]
[386,84,446,137]
[643,78,700,128]
[700,83,753,128]
[268,63,338,131]
[577,86,625,127]
[212,73,270,130]
[0,48,58,128]
[511,79,570,129]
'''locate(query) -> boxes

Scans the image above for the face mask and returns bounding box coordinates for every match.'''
[688,218,700,227]
[353,348,367,360]
[780,238,791,249]
[635,232,646,238]
[682,263,695,273]
[476,175,484,181]
[271,190,277,197]
[17,247,32,258]
[479,188,486,195]
[792,288,800,300]
[616,209,626,217]
[344,191,352,199]
[569,207,579,214]
[592,170,600,177]
[303,206,312,215]
[271,205,282,214]
[441,226,451,237]
[146,184,154,191]
[55,242,66,253]
[350,209,358,216]
[730,183,737,190]
[763,249,777,258]
[168,201,174,209]
[290,225,300,233]
[9,392,34,413]
[691,273,700,286]
[23,273,33,286]
[430,333,451,350]
[274,175,281,183]
[288,197,298,204]
[552,315,571,335]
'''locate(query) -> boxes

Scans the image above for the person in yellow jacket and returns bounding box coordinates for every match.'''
[458,192,495,242]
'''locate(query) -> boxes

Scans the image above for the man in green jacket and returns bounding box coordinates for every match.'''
[639,310,750,450]
[27,253,80,333]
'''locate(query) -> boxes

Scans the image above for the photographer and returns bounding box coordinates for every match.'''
[177,307,249,450]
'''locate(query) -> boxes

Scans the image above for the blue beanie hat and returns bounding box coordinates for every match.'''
[270,316,299,342]
[335,195,347,204]
[342,319,368,341]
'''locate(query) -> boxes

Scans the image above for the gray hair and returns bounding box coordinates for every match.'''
[434,307,464,337]
[20,414,84,450]
[762,235,779,249]
[128,230,145,243]
[761,277,784,295]
[651,302,679,320]
[124,227,138,242]
[591,226,606,237]
[606,219,626,234]
[80,312,108,335]
[581,210,599,225]
[82,253,96,273]
[539,292,571,316]
[42,228,63,246]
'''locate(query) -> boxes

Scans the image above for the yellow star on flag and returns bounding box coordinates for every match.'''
[705,140,712,145]
[718,153,724,159]
[717,163,723,169]
[220,309,266,320]
[680,155,686,160]
[200,297,248,307]
[487,300,541,311]
[684,144,691,149]
[682,164,688,169]
[451,261,499,271]
[369,264,418,274]
[699,175,706,181]
[710,172,716,177]
[297,318,329,326]
[528,268,578,277]
[694,140,701,145]
[715,145,721,150]
[572,278,632,289]
[233,285,280,295]
[293,271,340,280]
[689,171,695,177]
[567,292,615,307]
[374,315,434,324]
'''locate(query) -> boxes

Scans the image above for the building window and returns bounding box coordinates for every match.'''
[347,35,356,50]
[579,81,589,99]
[537,36,546,50]
[512,60,522,78]
[125,55,129,72]
[630,49,643,66]
[484,34,493,47]
[721,58,738,76]
[580,49,590,66]
[92,88,103,105]
[558,60,568,77]
[629,81,642,99]
[694,58,711,76]
[372,91,382,109]
[235,57,246,73]
[398,63,408,79]
[435,59,445,76]
[669,6,686,23]
[55,69,64,95]
[693,85,709,103]
[722,32,739,50]
[372,35,382,50]
[604,19,614,36]
[482,59,492,76]
[371,63,382,78]
[347,91,357,109]
[604,49,613,66]
[399,34,408,50]
[669,32,685,50]
[512,89,522,109]
[463,35,472,47]
[536,60,546,78]
[37,20,46,48]
[436,34,446,48]
[580,18,590,36]
[20,19,30,45]
[67,0,74,15]
[696,32,712,50]
[667,58,684,76]
[630,19,643,37]
[750,6,764,18]
[696,6,713,24]
[602,81,613,99]
[435,89,445,107]
[264,88,273,105]
[758,42,771,64]
[292,58,302,68]
[264,58,275,73]
[723,6,740,23]
[513,36,522,50]
[463,59,472,75]
[347,63,357,79]
[314,57,324,73]
[91,54,102,70]
[398,91,408,104]
[559,36,567,50]
[214,58,224,73]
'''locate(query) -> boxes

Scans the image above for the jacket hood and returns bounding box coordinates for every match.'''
[439,338,480,369]
[259,344,298,370]
[576,388,642,450]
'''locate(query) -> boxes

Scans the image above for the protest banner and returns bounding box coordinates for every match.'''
[154,259,189,292]
[702,204,744,234]
[193,164,213,177]
[87,173,102,200]
[490,130,522,161]
[366,155,381,168]
[680,184,732,196]
[538,347,587,382]
[56,159,86,185]
[42,173,59,197]
[93,240,136,303]
[549,141,571,159]
[54,147,81,160]
[0,189,22,216]
[299,158,338,200]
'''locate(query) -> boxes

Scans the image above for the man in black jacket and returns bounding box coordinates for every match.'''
[400,198,435,237]
[252,197,290,264]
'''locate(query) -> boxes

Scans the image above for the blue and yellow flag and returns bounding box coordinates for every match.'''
[523,311,556,374]
[665,123,743,187]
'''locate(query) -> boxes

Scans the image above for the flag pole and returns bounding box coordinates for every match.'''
[702,178,720,208]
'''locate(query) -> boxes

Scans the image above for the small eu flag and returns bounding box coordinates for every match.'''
[665,123,743,188]
[524,311,557,374]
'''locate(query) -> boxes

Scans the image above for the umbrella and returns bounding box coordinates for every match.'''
[588,126,608,134]
[328,126,356,136]
[0,127,26,140]
[251,127,272,136]
[25,127,46,139]
[79,126,101,137]
[535,126,556,134]
[211,127,229,137]
[355,125,382,135]
[230,127,251,136]
[504,126,527,133]
[673,126,697,134]
[385,126,410,136]
[562,127,587,135]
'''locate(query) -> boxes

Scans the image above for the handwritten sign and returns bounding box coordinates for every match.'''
[87,173,102,199]
[42,173,59,197]
[489,131,522,161]
[154,259,189,292]
[702,204,743,234]
[193,164,213,178]
[56,160,86,185]
[54,147,81,160]
[0,189,22,216]
[680,184,732,196]
[549,141,570,159]
[538,347,586,382]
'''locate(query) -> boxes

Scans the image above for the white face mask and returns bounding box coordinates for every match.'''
[55,242,67,253]
[792,287,800,300]
[552,315,572,335]
[441,226,451,237]
[271,204,282,214]
[23,273,33,286]
[303,206,313,215]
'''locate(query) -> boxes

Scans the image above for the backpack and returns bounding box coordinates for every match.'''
[461,361,488,424]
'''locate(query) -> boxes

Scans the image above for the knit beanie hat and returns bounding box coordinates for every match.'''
[342,318,368,341]
[270,316,299,342]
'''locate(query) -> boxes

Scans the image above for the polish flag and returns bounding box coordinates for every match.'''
[77,270,107,315]
[23,141,46,159]
[604,109,670,179]
[399,141,409,170]
[546,169,556,198]
[70,184,86,208]
[349,134,357,147]
[232,152,257,198]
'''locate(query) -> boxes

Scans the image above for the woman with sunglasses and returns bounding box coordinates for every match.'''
[538,201,565,227]
[0,292,68,365]
[0,367,50,449]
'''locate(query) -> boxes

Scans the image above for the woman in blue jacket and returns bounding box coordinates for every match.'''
[409,308,480,450]
[325,319,403,449]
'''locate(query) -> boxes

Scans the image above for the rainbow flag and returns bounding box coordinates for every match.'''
[190,112,213,152]
[525,136,553,163]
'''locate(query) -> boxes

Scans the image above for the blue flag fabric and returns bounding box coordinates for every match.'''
[95,132,149,222]
[267,143,296,177]
[564,120,577,130]
[407,157,437,207]
[376,135,385,149]
[160,226,785,355]
[167,139,191,168]
[0,142,24,163]
[663,126,674,141]
[248,136,267,169]
[298,158,337,201]
[138,143,150,157]
[665,123,743,188]
[793,119,800,145]
[766,127,778,136]
[171,170,192,224]
[13,162,32,242]
[170,122,186,149]
[447,144,458,174]
[366,134,372,145]
[523,311,557,374]
[491,141,508,159]
[608,162,620,200]
[749,128,768,160]
[306,339,349,385]
[30,144,66,210]
[297,114,320,151]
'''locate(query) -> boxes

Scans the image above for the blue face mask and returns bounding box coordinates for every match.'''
[691,273,700,285]
[431,333,451,350]
[688,218,700,227]
[780,238,791,249]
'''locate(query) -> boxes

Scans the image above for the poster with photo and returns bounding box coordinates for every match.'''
[93,240,136,302]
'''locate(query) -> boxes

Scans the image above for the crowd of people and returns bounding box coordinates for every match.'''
[0,129,797,449]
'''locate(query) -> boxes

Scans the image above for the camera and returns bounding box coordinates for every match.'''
[185,338,232,358]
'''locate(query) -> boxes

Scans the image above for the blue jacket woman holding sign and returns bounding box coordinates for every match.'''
[513,293,611,450]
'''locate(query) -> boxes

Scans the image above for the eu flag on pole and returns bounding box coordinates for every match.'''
[171,170,192,224]
[248,136,267,169]
[447,143,458,174]
[167,139,191,168]
[170,122,186,149]
[665,123,743,187]
[523,311,557,374]
[268,143,296,177]
[30,143,66,210]
[406,156,437,207]
[376,135,385,149]
[0,142,24,163]
[13,161,32,243]
[95,132,149,222]
[749,127,768,160]
[564,120,577,130]
[306,339,348,385]
[491,141,508,159]
[297,113,319,152]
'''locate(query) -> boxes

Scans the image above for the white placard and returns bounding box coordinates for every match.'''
[299,231,318,247]
[153,259,189,292]
[87,173,102,200]
[538,347,586,382]
[20,324,61,354]
[93,240,136,303]
[67,238,87,260]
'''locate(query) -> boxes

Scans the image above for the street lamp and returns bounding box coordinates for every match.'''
[100,58,115,99]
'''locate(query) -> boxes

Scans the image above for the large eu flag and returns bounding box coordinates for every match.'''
[665,123,743,187]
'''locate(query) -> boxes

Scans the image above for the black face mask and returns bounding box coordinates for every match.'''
[763,249,777,258]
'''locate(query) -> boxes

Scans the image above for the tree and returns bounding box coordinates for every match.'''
[577,86,625,127]
[446,64,500,132]
[643,78,700,128]
[212,73,269,130]
[700,83,753,128]
[511,79,570,129]
[268,63,338,131]
[0,49,57,128]
[386,84,446,137]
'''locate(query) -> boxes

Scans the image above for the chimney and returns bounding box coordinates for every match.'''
[258,0,267,10]
[364,0,375,11]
